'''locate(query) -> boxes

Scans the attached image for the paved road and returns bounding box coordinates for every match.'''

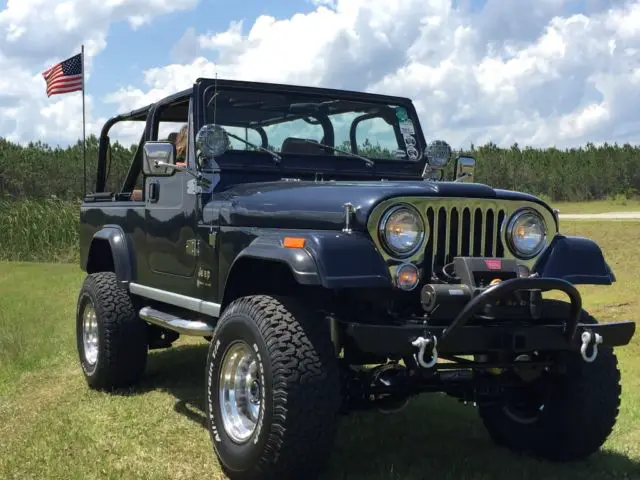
[559,211,640,220]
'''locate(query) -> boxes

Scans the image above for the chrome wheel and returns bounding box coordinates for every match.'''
[219,341,262,443]
[82,302,99,366]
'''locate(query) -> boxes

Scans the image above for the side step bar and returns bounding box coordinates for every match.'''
[139,306,215,336]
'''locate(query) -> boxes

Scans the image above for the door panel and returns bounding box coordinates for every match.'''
[145,171,198,279]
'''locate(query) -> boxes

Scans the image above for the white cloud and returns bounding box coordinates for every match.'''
[368,0,640,148]
[2,0,640,150]
[105,0,640,150]
[0,0,199,146]
[170,26,201,63]
[104,57,220,111]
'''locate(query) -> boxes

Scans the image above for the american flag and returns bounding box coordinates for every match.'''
[42,52,83,97]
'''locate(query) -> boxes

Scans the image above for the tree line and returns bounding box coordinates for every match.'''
[0,135,638,202]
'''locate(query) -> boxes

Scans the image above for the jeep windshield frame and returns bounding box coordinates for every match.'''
[195,78,429,178]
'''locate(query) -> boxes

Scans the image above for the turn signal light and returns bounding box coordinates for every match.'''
[396,263,420,291]
[282,237,306,249]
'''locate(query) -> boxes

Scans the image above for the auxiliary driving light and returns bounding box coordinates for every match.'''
[396,263,420,291]
[196,124,230,157]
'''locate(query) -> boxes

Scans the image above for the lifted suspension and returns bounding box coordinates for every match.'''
[339,356,555,414]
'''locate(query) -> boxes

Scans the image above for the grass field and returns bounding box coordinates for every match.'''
[552,197,640,214]
[0,199,79,263]
[1,221,640,479]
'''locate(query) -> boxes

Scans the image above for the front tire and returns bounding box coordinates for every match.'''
[478,311,621,461]
[205,295,341,480]
[76,272,148,390]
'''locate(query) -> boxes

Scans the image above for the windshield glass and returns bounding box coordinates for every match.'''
[203,88,423,163]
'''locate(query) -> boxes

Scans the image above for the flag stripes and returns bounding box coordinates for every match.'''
[42,53,83,97]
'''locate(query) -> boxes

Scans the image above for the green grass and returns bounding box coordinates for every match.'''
[0,263,84,389]
[1,222,640,479]
[552,198,640,214]
[0,199,79,263]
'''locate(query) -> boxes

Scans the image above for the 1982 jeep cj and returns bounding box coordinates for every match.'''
[77,78,635,479]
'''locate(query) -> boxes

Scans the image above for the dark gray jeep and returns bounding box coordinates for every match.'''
[75,78,635,480]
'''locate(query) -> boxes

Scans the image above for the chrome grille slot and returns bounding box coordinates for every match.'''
[496,210,506,257]
[473,208,483,256]
[425,205,507,274]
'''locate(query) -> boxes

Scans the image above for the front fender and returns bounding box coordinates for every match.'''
[232,231,392,289]
[533,234,615,285]
[232,235,321,285]
[305,231,392,288]
[85,225,135,285]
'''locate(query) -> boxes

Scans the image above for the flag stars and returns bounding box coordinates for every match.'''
[42,52,83,97]
[61,54,83,76]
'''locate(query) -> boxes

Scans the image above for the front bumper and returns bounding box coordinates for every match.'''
[343,277,636,358]
[346,321,636,357]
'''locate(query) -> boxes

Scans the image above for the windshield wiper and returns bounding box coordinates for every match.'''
[224,131,282,164]
[297,139,375,167]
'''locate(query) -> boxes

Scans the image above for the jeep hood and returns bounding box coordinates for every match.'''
[211,180,550,231]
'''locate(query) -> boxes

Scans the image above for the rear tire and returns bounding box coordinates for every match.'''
[76,272,148,390]
[205,295,341,480]
[478,309,621,461]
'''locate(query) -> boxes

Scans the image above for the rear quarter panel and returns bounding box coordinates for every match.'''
[79,201,146,281]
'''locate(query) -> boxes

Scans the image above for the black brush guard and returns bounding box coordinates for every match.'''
[344,277,636,365]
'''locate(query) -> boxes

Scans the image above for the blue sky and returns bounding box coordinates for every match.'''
[0,0,638,149]
[84,0,497,123]
[91,0,324,106]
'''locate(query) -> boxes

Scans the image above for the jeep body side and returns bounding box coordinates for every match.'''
[75,78,636,480]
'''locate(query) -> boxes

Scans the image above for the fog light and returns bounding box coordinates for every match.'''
[396,263,420,291]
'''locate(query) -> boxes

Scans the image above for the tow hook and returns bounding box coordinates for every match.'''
[412,335,438,368]
[580,330,603,363]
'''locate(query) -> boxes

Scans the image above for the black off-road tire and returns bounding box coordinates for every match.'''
[478,305,621,461]
[76,272,148,390]
[205,295,341,480]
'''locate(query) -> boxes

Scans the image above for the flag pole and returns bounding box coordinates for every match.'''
[81,44,86,198]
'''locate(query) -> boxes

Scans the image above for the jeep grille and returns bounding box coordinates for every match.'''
[366,196,558,274]
[425,206,506,272]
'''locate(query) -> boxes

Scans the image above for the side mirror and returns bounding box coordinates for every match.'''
[143,141,176,176]
[454,155,476,183]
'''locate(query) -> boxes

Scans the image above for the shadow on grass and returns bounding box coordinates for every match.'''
[137,343,210,428]
[129,343,640,480]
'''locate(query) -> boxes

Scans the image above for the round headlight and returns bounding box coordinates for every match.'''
[506,208,547,259]
[379,205,425,257]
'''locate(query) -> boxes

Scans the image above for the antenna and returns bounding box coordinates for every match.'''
[213,69,218,126]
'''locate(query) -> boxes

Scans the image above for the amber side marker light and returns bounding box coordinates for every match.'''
[283,237,306,249]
